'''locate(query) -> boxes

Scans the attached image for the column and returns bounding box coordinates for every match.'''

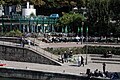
[27,25,29,32]
[34,25,35,32]
[19,19,21,32]
[23,25,26,33]
[31,25,33,33]
[36,25,38,33]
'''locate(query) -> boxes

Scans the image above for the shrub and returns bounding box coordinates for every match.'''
[44,47,83,55]
[85,46,120,55]
[44,46,120,55]
[5,30,23,37]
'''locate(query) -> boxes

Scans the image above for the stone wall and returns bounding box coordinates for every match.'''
[0,67,110,80]
[0,44,61,66]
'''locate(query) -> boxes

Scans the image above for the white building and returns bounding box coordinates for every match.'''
[22,2,36,17]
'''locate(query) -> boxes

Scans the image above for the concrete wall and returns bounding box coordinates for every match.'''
[0,67,110,80]
[0,44,61,66]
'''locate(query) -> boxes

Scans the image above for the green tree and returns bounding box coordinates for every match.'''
[0,0,5,5]
[86,0,112,36]
[30,0,45,6]
[58,12,85,33]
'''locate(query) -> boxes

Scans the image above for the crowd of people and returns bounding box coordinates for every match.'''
[58,51,73,63]
[86,63,120,79]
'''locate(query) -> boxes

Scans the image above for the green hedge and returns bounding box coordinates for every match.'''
[44,46,120,55]
[5,30,23,37]
[44,47,83,55]
[84,46,120,55]
[0,30,23,37]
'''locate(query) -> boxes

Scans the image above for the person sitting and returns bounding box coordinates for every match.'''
[98,71,103,77]
[103,51,112,58]
[94,69,99,77]
[111,72,119,79]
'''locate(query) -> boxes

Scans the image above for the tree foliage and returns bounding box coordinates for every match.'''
[0,0,5,5]
[58,12,85,33]
[5,30,23,37]
[1,0,120,37]
[59,13,85,26]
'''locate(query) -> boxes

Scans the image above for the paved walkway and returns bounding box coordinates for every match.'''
[1,59,120,75]
[0,38,120,76]
[26,37,120,48]
[25,37,120,73]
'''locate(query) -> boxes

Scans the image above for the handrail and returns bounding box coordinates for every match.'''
[28,45,59,62]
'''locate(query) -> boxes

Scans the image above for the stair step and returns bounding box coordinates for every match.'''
[92,60,120,64]
[91,58,120,62]
[90,54,120,58]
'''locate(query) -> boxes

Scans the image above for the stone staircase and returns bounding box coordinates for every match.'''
[25,37,63,65]
[90,54,120,64]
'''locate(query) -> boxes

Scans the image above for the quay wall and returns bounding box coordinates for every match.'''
[0,44,61,66]
[0,67,110,80]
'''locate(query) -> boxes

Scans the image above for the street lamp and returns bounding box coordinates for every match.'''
[80,7,87,44]
[85,26,88,65]
[81,22,84,44]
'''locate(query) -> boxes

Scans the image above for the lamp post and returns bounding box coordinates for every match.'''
[81,22,84,44]
[80,6,87,44]
[85,26,88,65]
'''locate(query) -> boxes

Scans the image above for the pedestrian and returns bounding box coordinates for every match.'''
[64,51,68,62]
[103,62,106,74]
[27,39,31,48]
[69,50,73,58]
[81,56,84,67]
[77,56,81,67]
[22,38,26,47]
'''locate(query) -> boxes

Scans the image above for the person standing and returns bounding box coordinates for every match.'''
[64,51,68,62]
[103,62,106,74]
[69,51,73,58]
[61,54,64,63]
[21,37,25,47]
[77,56,81,67]
[27,39,31,48]
[81,56,84,67]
